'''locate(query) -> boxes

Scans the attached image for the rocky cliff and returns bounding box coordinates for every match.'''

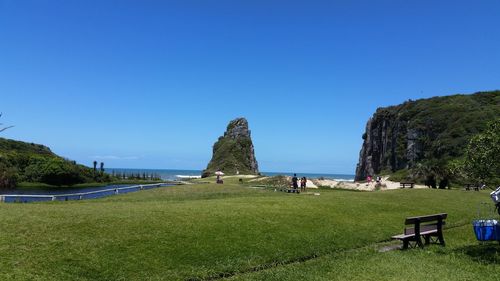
[355,91,500,181]
[202,118,259,177]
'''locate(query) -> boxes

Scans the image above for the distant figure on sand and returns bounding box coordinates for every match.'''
[300,177,307,191]
[216,170,224,184]
[292,174,299,190]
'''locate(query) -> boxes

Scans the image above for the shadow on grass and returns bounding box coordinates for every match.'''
[455,243,500,264]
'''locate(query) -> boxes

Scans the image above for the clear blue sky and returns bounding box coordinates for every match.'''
[1,1,499,174]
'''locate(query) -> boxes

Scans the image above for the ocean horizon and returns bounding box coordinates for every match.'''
[107,168,355,182]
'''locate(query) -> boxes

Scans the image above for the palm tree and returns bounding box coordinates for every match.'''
[93,161,97,173]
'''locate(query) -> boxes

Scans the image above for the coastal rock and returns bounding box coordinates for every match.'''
[202,118,259,177]
[354,91,500,181]
[355,110,412,181]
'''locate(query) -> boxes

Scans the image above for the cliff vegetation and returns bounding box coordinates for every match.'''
[202,118,259,177]
[355,91,500,188]
[0,137,112,188]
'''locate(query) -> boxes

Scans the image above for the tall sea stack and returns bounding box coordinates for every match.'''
[202,117,259,178]
[354,91,500,181]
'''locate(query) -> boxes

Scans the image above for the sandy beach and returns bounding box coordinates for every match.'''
[312,176,428,191]
[242,174,428,191]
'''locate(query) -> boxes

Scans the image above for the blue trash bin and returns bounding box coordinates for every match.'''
[472,220,499,241]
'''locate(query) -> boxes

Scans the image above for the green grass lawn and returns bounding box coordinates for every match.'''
[0,183,498,280]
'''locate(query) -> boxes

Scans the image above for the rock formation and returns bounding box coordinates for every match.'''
[202,118,259,177]
[355,91,500,181]
[355,108,416,181]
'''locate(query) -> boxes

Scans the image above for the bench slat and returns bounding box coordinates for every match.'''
[392,234,413,240]
[405,213,447,224]
[404,223,445,234]
[392,229,438,240]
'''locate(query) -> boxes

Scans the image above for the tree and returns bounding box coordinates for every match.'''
[0,113,16,188]
[23,158,84,186]
[93,161,97,173]
[100,162,104,173]
[0,113,14,132]
[464,119,500,185]
[0,161,18,189]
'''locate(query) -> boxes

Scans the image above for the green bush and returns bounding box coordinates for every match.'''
[0,161,18,189]
[258,175,290,188]
[463,119,500,186]
[23,158,84,186]
[1,137,117,187]
[387,169,409,182]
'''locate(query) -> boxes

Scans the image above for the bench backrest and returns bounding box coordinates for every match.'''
[404,224,439,235]
[403,213,447,236]
[404,213,447,225]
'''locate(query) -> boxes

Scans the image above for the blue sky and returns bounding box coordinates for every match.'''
[1,0,499,174]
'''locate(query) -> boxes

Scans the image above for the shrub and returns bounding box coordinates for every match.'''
[0,162,18,189]
[464,119,500,186]
[24,158,84,186]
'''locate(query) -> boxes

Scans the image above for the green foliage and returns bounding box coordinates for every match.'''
[371,91,499,185]
[0,137,114,188]
[463,119,500,185]
[0,160,18,188]
[387,169,409,182]
[23,158,84,186]
[257,175,290,188]
[409,92,498,159]
[204,136,257,176]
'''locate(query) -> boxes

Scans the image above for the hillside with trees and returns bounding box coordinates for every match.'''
[355,91,500,188]
[0,137,112,189]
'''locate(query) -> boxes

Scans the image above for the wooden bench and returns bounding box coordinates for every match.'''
[391,213,447,249]
[400,182,414,189]
[464,183,479,191]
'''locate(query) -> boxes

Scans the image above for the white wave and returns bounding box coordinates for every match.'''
[333,178,355,182]
[176,175,201,179]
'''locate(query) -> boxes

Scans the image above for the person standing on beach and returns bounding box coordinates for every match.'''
[301,177,307,191]
[292,174,299,190]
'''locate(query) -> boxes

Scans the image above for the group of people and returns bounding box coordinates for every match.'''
[291,174,307,191]
[366,175,382,184]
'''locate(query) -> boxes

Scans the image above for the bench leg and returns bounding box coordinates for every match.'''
[403,240,409,250]
[424,235,430,245]
[416,235,424,248]
[438,232,445,246]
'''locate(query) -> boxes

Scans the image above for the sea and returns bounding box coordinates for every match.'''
[107,168,355,182]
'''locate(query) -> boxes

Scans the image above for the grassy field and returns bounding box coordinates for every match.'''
[0,183,498,280]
